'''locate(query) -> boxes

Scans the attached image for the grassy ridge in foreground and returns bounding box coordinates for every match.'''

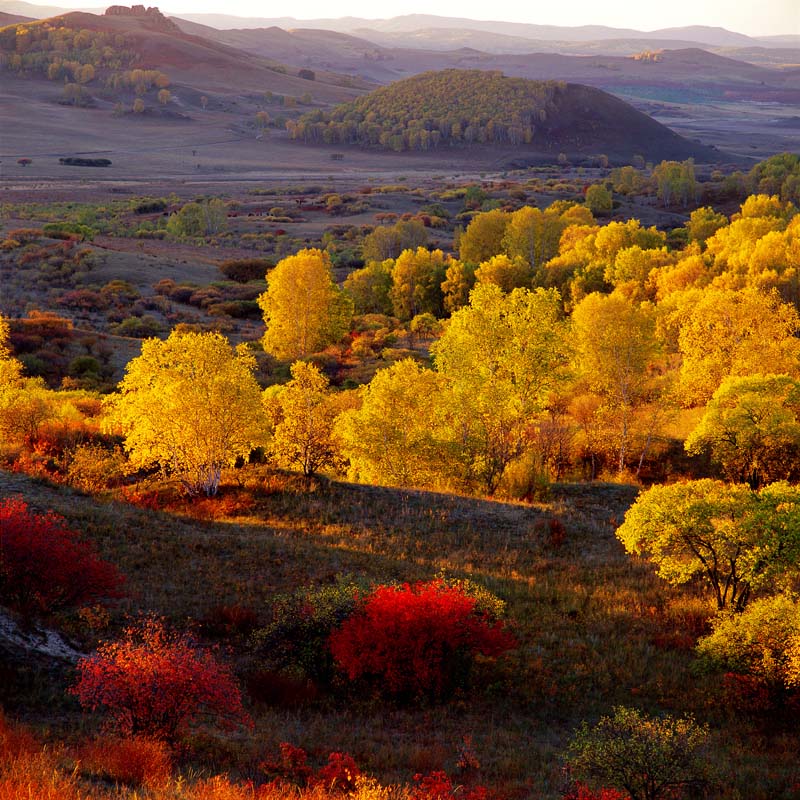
[3,469,798,796]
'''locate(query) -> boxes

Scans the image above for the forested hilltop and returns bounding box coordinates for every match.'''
[288,69,720,161]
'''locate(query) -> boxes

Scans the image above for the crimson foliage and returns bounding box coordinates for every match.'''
[0,497,124,615]
[410,771,490,800]
[328,580,516,700]
[261,742,360,793]
[71,617,251,741]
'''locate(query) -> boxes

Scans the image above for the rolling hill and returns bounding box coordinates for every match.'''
[0,7,369,99]
[289,69,723,162]
[168,17,799,105]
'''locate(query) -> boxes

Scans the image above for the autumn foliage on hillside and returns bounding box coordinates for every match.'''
[71,616,251,741]
[0,497,124,615]
[288,70,565,150]
[329,580,516,700]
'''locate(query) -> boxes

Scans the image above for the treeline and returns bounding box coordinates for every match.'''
[0,20,168,94]
[287,70,566,151]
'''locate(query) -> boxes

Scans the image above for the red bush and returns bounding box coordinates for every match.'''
[0,498,124,615]
[261,743,359,793]
[71,616,251,741]
[410,771,490,800]
[328,580,516,700]
[316,752,360,793]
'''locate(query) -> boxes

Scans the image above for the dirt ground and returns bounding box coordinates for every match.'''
[4,70,788,191]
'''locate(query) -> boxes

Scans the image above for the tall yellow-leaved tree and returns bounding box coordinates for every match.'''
[259,248,352,360]
[106,330,267,496]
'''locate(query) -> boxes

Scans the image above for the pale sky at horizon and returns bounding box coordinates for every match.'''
[9,0,799,37]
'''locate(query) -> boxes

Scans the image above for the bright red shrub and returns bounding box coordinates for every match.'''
[410,771,490,800]
[328,580,516,700]
[316,752,360,793]
[71,616,252,741]
[0,497,124,615]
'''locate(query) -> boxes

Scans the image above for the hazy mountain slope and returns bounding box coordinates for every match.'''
[1,9,367,99]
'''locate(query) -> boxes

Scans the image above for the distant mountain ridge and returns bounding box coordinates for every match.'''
[1,2,791,49]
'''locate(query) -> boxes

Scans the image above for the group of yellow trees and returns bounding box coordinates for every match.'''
[257,191,800,494]
[0,19,170,104]
[3,188,800,499]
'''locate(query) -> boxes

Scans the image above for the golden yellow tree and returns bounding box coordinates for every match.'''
[571,292,664,473]
[259,248,353,359]
[265,361,348,477]
[107,331,266,496]
[458,209,510,265]
[474,254,532,292]
[432,283,570,493]
[677,287,800,405]
[389,247,448,321]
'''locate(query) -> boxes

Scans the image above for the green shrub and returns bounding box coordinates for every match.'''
[566,706,711,800]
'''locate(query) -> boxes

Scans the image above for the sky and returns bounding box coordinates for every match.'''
[11,0,800,36]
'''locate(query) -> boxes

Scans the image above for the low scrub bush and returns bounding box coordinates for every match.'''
[66,443,131,493]
[253,579,365,686]
[71,616,252,741]
[565,706,711,800]
[0,497,125,615]
[219,258,272,283]
[261,743,360,793]
[329,579,516,701]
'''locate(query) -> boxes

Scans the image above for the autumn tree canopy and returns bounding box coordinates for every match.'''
[106,331,266,496]
[259,248,353,360]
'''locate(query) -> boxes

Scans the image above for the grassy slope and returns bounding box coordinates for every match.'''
[7,468,791,796]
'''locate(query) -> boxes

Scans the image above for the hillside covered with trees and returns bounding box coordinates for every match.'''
[3,151,800,798]
[288,69,721,161]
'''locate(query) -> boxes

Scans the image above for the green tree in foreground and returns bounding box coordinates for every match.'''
[259,248,353,360]
[566,706,710,800]
[616,479,800,610]
[107,331,266,496]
